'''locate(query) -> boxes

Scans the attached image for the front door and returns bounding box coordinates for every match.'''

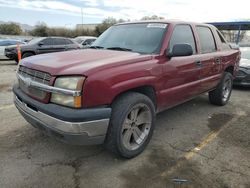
[160,24,201,108]
[37,38,54,54]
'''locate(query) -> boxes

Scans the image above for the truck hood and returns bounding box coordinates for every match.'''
[20,49,152,76]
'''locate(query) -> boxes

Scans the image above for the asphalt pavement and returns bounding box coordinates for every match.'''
[0,59,249,188]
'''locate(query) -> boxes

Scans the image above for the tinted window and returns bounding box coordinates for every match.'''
[53,38,66,45]
[196,26,216,53]
[41,38,52,45]
[169,25,196,54]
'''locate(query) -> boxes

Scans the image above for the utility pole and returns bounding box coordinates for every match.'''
[81,8,83,30]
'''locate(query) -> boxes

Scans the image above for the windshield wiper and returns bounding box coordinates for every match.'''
[106,47,132,52]
[89,45,104,49]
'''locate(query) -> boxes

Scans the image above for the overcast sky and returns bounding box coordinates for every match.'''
[0,0,249,27]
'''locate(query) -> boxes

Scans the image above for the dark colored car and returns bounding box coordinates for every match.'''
[13,20,240,158]
[5,37,80,63]
[234,47,250,86]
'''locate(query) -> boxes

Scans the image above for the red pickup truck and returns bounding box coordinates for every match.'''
[13,20,240,158]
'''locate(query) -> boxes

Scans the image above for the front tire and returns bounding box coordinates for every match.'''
[209,72,233,106]
[105,92,156,158]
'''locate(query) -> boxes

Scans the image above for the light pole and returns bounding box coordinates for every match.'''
[81,8,83,30]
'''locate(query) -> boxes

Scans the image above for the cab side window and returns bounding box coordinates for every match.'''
[196,26,216,53]
[53,38,66,45]
[41,38,52,45]
[169,25,196,54]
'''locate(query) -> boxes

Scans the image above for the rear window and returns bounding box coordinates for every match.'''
[216,30,231,50]
[217,30,226,43]
[196,26,216,53]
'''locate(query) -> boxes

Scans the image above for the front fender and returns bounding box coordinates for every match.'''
[83,76,157,108]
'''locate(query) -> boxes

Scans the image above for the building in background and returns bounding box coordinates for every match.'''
[76,24,98,30]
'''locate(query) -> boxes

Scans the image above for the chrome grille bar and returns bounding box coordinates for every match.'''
[17,73,81,97]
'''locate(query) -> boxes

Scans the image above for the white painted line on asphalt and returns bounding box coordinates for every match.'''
[160,114,243,178]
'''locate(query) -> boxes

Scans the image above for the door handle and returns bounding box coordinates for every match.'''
[215,58,221,64]
[195,61,202,67]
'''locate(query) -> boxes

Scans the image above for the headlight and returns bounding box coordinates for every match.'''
[50,76,85,108]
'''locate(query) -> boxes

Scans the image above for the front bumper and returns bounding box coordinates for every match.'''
[5,50,17,60]
[13,85,111,145]
[233,68,250,87]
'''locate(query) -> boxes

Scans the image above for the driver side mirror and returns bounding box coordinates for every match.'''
[38,41,44,46]
[167,43,193,58]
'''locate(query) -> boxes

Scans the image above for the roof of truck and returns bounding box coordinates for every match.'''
[115,19,213,27]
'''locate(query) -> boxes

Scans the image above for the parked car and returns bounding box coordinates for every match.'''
[233,47,250,86]
[74,36,97,48]
[13,20,240,158]
[5,37,80,63]
[0,39,25,57]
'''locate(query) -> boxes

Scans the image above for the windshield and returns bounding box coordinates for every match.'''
[240,47,250,60]
[92,23,167,54]
[28,37,44,45]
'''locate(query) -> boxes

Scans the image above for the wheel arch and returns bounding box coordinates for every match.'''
[22,51,36,56]
[111,85,157,110]
[224,65,234,76]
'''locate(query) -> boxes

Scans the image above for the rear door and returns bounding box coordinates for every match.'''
[53,38,67,52]
[161,24,201,108]
[196,26,222,92]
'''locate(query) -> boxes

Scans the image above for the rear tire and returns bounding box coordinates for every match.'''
[105,92,156,158]
[209,72,233,106]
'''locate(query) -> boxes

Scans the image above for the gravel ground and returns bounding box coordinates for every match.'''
[0,59,249,188]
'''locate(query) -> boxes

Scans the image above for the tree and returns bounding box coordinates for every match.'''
[220,30,246,43]
[0,23,22,35]
[95,17,118,36]
[141,15,165,20]
[30,24,49,37]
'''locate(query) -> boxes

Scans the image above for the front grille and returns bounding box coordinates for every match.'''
[18,66,51,100]
[245,75,250,82]
[5,48,14,52]
[236,70,246,77]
